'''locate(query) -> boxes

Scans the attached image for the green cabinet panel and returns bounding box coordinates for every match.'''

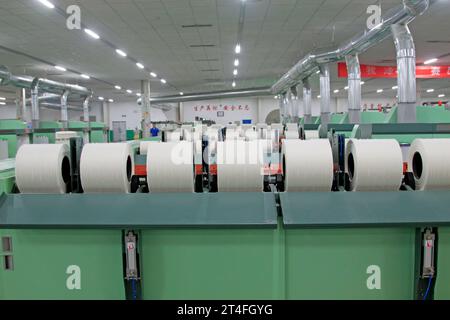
[434,227,450,299]
[0,229,125,300]
[140,227,283,300]
[285,228,416,299]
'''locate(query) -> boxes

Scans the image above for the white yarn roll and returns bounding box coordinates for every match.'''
[346,139,403,191]
[245,129,258,141]
[80,143,134,193]
[216,140,264,192]
[282,140,333,192]
[286,123,298,132]
[284,131,299,139]
[408,139,450,190]
[305,130,319,140]
[147,141,194,193]
[16,144,70,194]
[166,130,181,142]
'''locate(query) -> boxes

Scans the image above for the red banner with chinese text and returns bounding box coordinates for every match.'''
[337,62,450,78]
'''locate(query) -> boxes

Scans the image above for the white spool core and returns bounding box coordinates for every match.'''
[408,138,450,190]
[16,144,71,194]
[346,139,403,191]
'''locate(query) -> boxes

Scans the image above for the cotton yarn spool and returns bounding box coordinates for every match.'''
[282,140,333,192]
[80,143,134,193]
[16,144,71,194]
[408,139,450,190]
[346,139,403,191]
[284,130,299,139]
[216,140,264,192]
[304,130,319,140]
[147,141,194,193]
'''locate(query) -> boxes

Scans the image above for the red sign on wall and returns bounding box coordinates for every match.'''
[193,104,250,112]
[337,62,450,79]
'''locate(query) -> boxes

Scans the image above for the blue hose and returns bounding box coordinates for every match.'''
[131,278,137,300]
[423,276,433,300]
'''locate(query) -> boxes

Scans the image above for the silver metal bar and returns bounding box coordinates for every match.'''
[60,90,70,128]
[346,54,362,124]
[392,24,417,123]
[31,86,39,129]
[271,0,430,94]
[150,87,271,104]
[83,96,91,122]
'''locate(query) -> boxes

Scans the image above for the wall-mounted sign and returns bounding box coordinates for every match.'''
[338,62,450,79]
[193,104,250,112]
[217,111,224,117]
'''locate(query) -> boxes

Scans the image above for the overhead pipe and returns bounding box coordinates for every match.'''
[0,65,33,89]
[319,64,331,125]
[346,54,362,124]
[271,0,430,94]
[150,87,271,104]
[302,79,312,124]
[392,24,416,123]
[60,90,70,128]
[83,96,91,122]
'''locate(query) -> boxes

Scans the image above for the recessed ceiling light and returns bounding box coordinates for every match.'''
[234,59,239,67]
[344,86,349,90]
[316,70,320,74]
[98,97,104,101]
[377,89,383,93]
[54,65,66,72]
[235,44,241,54]
[136,62,145,69]
[233,69,238,76]
[0,97,5,100]
[0,102,6,105]
[274,96,278,99]
[424,58,438,65]
[115,49,127,57]
[84,29,100,40]
[317,95,321,98]
[360,81,365,85]
[438,94,445,98]
[427,89,435,93]
[115,85,122,90]
[180,92,184,96]
[37,0,55,9]
[150,72,157,78]
[108,99,114,103]
[232,81,236,87]
[160,79,166,84]
[126,89,132,94]
[333,89,339,93]
[80,74,90,79]
[392,86,398,90]
[136,93,141,97]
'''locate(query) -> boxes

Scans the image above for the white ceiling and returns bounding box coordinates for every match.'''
[0,0,449,104]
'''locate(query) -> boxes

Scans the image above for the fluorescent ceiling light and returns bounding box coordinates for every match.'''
[80,74,90,79]
[160,79,166,84]
[136,93,141,97]
[232,81,236,87]
[344,86,349,90]
[108,99,114,103]
[150,72,157,78]
[234,59,239,67]
[0,102,6,105]
[317,95,321,98]
[136,62,145,69]
[233,69,238,76]
[126,89,132,94]
[114,85,122,90]
[274,96,278,99]
[115,49,127,57]
[392,86,398,90]
[438,94,445,98]
[37,0,55,9]
[54,65,66,72]
[424,58,438,65]
[426,89,435,93]
[360,81,365,85]
[0,97,5,100]
[98,97,104,101]
[333,89,339,93]
[377,89,383,93]
[235,44,241,54]
[84,29,100,40]
[180,92,184,96]
[316,70,320,74]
